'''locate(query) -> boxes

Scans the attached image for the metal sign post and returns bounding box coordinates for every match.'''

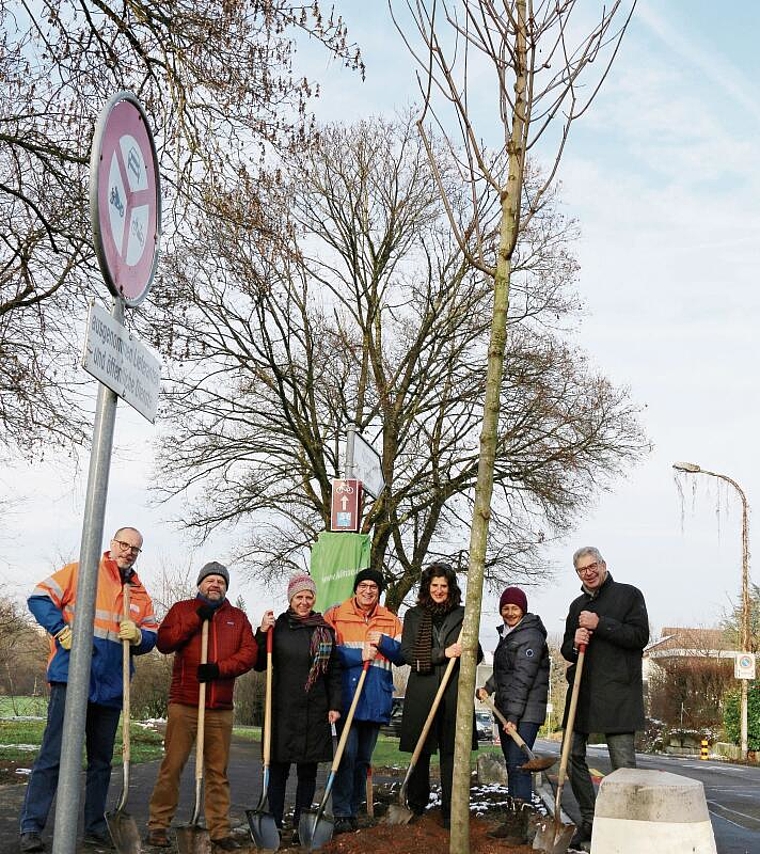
[52,91,161,854]
[52,298,124,854]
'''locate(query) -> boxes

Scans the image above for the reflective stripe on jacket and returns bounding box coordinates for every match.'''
[28,552,158,708]
[324,596,403,723]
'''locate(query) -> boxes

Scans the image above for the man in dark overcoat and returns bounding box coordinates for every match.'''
[560,546,649,852]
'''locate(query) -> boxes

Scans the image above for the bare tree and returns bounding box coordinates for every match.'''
[0,596,48,702]
[0,0,362,455]
[150,112,645,607]
[390,0,637,847]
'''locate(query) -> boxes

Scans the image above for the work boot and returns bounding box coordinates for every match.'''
[19,833,45,853]
[211,837,240,851]
[82,832,114,850]
[487,799,531,844]
[568,821,593,852]
[145,829,171,848]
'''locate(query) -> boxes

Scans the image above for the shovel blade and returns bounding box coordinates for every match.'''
[298,810,334,852]
[383,803,414,826]
[520,755,557,773]
[105,810,142,854]
[532,816,575,854]
[246,808,280,850]
[176,825,211,854]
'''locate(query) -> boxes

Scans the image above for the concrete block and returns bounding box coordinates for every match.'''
[476,752,507,785]
[591,768,716,853]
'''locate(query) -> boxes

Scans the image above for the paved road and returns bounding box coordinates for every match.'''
[535,738,760,854]
[0,736,267,854]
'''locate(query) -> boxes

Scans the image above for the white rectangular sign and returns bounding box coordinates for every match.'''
[348,428,384,498]
[82,301,162,423]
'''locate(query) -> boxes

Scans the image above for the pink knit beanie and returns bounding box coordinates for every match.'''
[287,573,317,603]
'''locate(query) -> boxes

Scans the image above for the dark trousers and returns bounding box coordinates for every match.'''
[498,720,540,801]
[267,761,318,828]
[407,750,454,819]
[569,731,636,825]
[332,719,379,818]
[20,682,121,837]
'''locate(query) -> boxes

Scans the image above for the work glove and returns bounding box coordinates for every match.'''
[197,662,220,683]
[196,603,216,622]
[119,619,143,646]
[55,625,72,650]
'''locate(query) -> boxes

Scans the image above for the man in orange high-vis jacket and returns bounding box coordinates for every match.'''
[324,568,404,833]
[19,527,158,854]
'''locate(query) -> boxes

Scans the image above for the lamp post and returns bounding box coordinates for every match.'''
[673,461,751,759]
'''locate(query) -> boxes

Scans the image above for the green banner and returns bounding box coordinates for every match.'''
[310,531,371,611]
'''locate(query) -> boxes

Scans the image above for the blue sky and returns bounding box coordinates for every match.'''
[4,1,760,647]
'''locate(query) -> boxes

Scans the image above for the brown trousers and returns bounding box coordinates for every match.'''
[148,702,234,840]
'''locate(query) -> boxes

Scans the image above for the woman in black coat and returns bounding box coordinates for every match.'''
[399,562,482,827]
[477,586,548,813]
[256,573,342,841]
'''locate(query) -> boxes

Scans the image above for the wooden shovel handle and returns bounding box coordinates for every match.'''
[121,584,131,766]
[558,643,586,786]
[263,626,273,767]
[196,620,209,783]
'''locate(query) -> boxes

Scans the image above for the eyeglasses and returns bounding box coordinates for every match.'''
[114,539,142,554]
[576,561,600,576]
[356,583,379,592]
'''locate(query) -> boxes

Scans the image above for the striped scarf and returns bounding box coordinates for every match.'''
[287,608,334,692]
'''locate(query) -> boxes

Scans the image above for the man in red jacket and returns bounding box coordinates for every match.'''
[146,562,257,851]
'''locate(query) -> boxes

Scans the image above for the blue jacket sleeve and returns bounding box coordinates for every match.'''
[28,594,65,636]
[336,644,365,668]
[377,634,404,665]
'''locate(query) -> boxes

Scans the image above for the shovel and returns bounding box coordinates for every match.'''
[478,693,556,773]
[299,658,372,851]
[105,584,141,854]
[177,620,211,854]
[533,642,587,854]
[385,647,460,825]
[246,627,280,849]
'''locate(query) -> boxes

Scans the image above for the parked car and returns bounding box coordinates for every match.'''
[380,696,404,737]
[475,710,495,742]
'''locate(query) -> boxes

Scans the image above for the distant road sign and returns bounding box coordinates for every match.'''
[331,479,363,532]
[82,301,162,422]
[90,91,161,306]
[735,652,756,680]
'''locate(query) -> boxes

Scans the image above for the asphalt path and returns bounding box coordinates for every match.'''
[534,738,760,854]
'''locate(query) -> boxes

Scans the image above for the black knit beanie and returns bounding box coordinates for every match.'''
[353,568,385,592]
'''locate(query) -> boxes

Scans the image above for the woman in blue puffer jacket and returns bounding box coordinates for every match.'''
[477,586,549,804]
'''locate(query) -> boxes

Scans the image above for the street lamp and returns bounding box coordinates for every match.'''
[673,461,751,760]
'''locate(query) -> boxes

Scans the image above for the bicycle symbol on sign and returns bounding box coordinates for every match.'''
[335,481,355,494]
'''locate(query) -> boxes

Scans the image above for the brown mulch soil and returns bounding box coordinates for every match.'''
[317,812,534,854]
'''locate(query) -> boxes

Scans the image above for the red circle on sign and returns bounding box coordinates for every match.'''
[90,92,161,306]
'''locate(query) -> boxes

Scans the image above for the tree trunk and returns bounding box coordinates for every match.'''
[449,3,529,850]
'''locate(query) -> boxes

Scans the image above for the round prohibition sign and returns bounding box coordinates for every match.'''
[90,91,161,306]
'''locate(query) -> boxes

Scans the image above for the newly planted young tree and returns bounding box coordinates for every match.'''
[390,0,636,847]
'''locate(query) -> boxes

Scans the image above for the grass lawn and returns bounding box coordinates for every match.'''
[233,727,501,771]
[0,717,165,765]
